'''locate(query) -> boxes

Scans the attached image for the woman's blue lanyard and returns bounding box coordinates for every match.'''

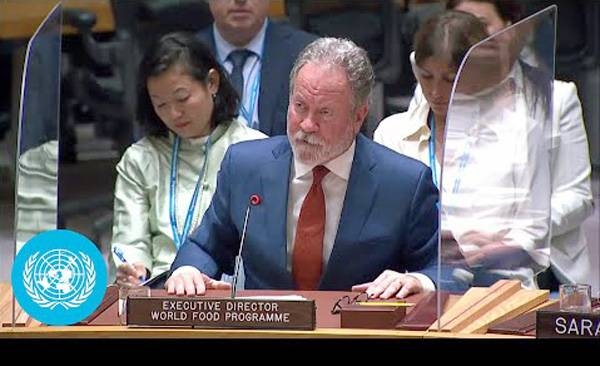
[169,135,211,249]
[429,111,470,194]
[428,112,439,189]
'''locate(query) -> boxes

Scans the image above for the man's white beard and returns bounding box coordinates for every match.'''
[289,127,355,165]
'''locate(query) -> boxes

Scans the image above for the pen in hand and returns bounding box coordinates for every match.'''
[113,247,146,282]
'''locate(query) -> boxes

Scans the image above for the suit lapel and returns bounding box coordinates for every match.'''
[321,135,379,288]
[259,22,290,135]
[259,139,294,286]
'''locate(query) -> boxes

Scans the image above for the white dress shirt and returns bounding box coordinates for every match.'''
[213,19,267,130]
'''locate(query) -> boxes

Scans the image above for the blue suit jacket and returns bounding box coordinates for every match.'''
[172,135,440,291]
[198,21,317,136]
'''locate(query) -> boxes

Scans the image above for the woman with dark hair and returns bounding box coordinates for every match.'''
[375,10,554,290]
[112,32,265,286]
[376,11,488,181]
[446,0,594,292]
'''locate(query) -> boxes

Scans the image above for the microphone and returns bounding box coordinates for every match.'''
[231,194,261,298]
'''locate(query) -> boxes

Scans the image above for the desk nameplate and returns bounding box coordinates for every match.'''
[127,297,316,330]
[536,310,600,338]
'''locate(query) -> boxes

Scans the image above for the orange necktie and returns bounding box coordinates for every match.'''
[292,165,329,290]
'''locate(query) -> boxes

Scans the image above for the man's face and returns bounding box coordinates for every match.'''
[287,62,368,165]
[209,0,269,45]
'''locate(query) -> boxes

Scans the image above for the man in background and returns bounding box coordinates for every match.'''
[199,0,317,136]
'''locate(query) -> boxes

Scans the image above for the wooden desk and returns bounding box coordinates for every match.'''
[0,325,427,339]
[0,287,528,339]
[0,0,115,40]
[0,322,531,339]
[0,288,425,338]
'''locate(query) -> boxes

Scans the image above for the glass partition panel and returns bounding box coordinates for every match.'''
[435,7,556,330]
[9,3,62,327]
[594,182,600,299]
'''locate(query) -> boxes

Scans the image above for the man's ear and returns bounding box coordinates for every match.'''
[353,103,369,133]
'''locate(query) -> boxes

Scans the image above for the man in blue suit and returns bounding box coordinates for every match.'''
[199,0,317,136]
[167,38,439,299]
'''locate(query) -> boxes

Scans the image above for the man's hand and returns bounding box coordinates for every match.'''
[351,270,423,299]
[116,262,147,287]
[165,266,231,296]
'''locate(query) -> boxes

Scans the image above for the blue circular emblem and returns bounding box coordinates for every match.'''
[11,229,107,326]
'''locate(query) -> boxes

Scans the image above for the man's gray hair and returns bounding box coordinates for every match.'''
[289,37,375,110]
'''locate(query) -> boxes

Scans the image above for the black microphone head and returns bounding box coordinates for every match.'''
[250,194,261,206]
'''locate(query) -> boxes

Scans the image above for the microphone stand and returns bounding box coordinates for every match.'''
[231,205,251,298]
